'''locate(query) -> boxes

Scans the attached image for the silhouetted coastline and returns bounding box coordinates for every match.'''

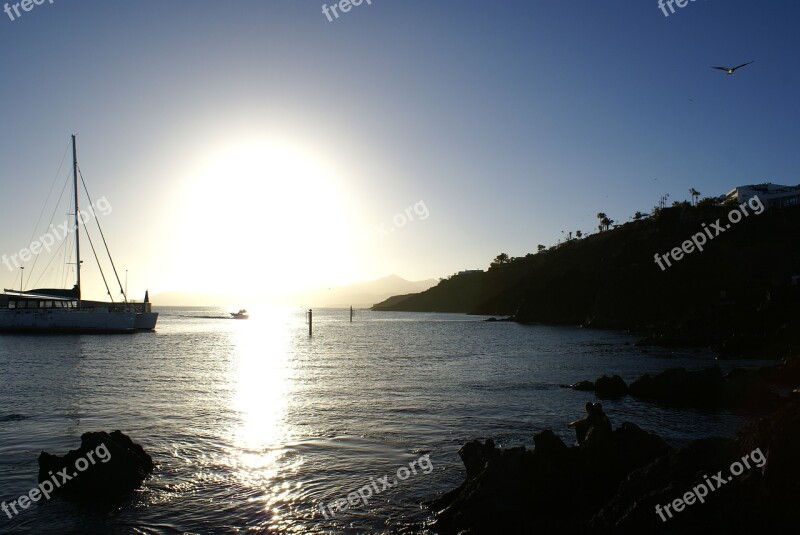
[374,203,800,360]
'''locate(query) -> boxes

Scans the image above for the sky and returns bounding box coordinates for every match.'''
[0,0,797,303]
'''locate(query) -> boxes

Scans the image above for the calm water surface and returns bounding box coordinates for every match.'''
[0,308,767,534]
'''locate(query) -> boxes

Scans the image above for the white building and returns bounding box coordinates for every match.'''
[725,183,800,210]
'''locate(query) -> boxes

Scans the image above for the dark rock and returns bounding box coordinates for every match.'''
[592,437,740,533]
[611,422,671,475]
[533,429,568,458]
[38,431,153,498]
[718,333,765,359]
[595,375,628,399]
[625,364,786,410]
[724,367,783,411]
[570,380,595,391]
[484,317,497,322]
[629,366,725,406]
[594,399,800,534]
[457,439,496,480]
[430,421,671,534]
[431,398,800,534]
[759,356,800,386]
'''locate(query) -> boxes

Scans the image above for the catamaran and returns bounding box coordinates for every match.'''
[0,135,158,333]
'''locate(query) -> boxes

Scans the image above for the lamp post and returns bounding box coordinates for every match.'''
[19,267,23,292]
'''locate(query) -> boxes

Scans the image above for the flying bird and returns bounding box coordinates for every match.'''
[711,61,754,75]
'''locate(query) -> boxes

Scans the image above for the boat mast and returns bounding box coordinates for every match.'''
[72,134,81,307]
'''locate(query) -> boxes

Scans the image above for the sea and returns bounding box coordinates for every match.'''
[0,307,771,534]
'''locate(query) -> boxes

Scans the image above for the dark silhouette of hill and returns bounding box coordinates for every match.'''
[373,204,800,357]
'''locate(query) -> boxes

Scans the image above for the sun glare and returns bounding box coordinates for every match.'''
[172,139,359,298]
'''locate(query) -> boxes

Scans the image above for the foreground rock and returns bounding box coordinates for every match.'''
[428,400,800,534]
[428,423,670,533]
[570,360,797,410]
[38,431,154,498]
[593,399,800,533]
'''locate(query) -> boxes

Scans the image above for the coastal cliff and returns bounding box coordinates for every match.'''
[373,203,800,358]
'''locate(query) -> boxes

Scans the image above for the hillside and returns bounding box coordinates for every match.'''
[373,203,800,357]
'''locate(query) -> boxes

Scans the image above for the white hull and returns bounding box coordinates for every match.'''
[0,136,159,335]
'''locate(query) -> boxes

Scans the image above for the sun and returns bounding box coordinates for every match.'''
[171,138,359,299]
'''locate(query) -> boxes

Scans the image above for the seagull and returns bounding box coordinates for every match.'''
[711,61,754,75]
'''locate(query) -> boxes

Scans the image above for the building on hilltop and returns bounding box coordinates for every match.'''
[725,183,800,210]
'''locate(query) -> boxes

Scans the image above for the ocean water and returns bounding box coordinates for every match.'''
[0,308,768,534]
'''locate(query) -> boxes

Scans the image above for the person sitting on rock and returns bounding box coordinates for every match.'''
[585,403,613,448]
[567,402,595,445]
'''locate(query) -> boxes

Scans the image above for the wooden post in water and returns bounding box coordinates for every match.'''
[350,306,353,323]
[308,309,313,336]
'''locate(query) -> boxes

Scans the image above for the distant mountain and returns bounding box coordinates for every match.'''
[150,291,242,307]
[290,275,438,307]
[151,275,438,308]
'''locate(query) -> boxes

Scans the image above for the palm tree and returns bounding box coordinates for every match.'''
[690,188,701,206]
[600,217,611,231]
[597,213,607,232]
[575,230,583,239]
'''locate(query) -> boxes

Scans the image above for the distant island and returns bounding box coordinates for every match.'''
[374,191,800,359]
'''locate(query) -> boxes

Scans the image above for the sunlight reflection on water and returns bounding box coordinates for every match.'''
[0,308,768,534]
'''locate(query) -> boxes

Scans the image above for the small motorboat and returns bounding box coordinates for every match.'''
[230,309,249,319]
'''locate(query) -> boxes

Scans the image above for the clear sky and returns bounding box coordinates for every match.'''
[0,0,797,302]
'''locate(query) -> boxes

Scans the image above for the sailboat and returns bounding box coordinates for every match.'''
[0,135,158,333]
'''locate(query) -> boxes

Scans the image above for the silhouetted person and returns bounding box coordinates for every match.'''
[568,403,613,447]
[585,403,612,448]
[567,402,595,445]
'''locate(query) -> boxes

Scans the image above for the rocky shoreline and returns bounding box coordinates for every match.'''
[565,357,800,410]
[427,358,800,534]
